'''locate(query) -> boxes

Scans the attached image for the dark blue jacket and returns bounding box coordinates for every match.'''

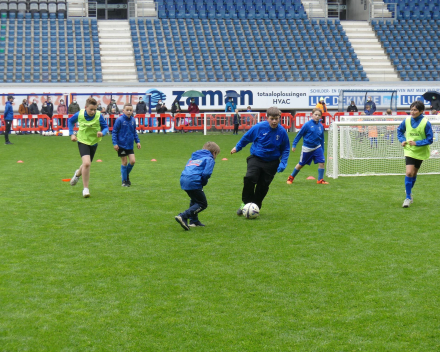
[112,114,140,149]
[364,100,376,114]
[180,149,216,190]
[235,121,290,164]
[4,101,14,121]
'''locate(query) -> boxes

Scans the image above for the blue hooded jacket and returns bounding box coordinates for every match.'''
[180,149,216,190]
[112,114,140,149]
[4,101,14,121]
[292,119,325,152]
[235,121,290,165]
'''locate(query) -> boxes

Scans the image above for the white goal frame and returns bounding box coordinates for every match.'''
[328,119,440,178]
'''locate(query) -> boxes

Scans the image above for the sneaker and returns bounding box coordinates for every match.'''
[83,188,90,198]
[317,179,329,184]
[122,180,129,187]
[237,202,245,216]
[402,198,411,208]
[175,214,190,231]
[286,175,294,184]
[70,169,80,186]
[70,169,81,186]
[5,141,13,145]
[127,174,131,186]
[189,221,205,227]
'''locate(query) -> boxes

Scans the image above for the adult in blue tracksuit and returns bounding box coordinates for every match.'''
[231,107,290,214]
[225,98,236,112]
[4,95,15,144]
[286,108,329,185]
[175,142,221,230]
[112,104,141,187]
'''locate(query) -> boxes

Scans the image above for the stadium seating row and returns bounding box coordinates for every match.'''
[131,17,366,82]
[372,19,440,81]
[0,14,102,83]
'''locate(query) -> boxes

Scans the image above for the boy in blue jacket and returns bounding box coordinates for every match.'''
[231,107,290,215]
[175,141,221,231]
[287,108,329,185]
[112,103,141,187]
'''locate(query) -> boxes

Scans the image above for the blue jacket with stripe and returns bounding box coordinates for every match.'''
[235,121,290,163]
[180,149,216,190]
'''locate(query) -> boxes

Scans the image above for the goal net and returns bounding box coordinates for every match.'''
[203,112,260,135]
[338,89,398,112]
[327,118,440,178]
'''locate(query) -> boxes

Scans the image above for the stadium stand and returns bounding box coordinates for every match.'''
[372,18,440,81]
[132,17,367,83]
[0,10,101,83]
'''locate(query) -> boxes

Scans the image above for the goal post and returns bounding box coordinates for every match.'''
[338,89,398,112]
[327,119,440,178]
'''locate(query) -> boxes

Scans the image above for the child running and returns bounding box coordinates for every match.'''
[68,97,109,198]
[175,142,220,230]
[112,103,141,187]
[397,100,433,208]
[286,108,329,185]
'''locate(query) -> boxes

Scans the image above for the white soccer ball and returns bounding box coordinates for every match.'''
[42,131,47,136]
[242,203,260,219]
[431,149,439,157]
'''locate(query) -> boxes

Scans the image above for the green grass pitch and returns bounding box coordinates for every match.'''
[1,132,439,351]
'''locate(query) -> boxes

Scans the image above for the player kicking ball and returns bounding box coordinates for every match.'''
[68,98,109,198]
[397,100,433,208]
[287,108,329,185]
[112,103,141,187]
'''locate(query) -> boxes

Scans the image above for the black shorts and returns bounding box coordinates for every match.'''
[117,148,134,157]
[405,156,423,169]
[78,141,98,161]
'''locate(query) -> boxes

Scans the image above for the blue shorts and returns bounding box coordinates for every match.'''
[299,147,325,166]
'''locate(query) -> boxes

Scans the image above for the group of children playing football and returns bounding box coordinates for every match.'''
[68,98,431,230]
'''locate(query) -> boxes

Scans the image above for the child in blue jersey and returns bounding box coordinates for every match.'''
[231,107,290,215]
[287,108,329,185]
[175,141,221,231]
[397,100,433,208]
[68,98,109,198]
[112,103,141,187]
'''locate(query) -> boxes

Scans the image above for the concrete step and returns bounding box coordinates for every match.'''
[351,44,383,49]
[102,68,137,74]
[350,38,379,43]
[99,33,131,38]
[368,74,401,81]
[99,38,132,44]
[100,50,134,56]
[100,44,133,50]
[364,67,396,73]
[102,75,138,82]
[362,63,395,69]
[358,55,389,60]
[101,62,135,68]
[101,57,135,63]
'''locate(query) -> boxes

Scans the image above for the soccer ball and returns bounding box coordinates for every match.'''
[42,131,47,136]
[242,203,260,219]
[431,149,439,157]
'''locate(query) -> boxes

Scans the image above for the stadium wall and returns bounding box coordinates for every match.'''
[0,82,439,111]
